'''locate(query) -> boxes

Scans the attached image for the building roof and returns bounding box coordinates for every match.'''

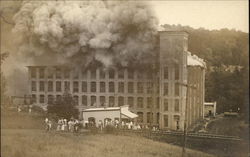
[204,102,216,106]
[83,107,120,111]
[187,51,206,68]
[83,105,138,119]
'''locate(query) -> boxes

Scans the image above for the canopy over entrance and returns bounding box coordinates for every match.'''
[121,106,138,119]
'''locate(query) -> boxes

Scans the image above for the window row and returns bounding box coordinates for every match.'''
[137,112,160,124]
[31,94,160,109]
[163,66,179,80]
[31,81,157,94]
[163,99,180,112]
[163,115,180,128]
[30,68,155,80]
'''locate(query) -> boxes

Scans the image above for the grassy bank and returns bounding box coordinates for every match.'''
[1,109,214,157]
[1,129,214,157]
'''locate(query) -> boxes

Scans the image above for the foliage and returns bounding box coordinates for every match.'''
[1,52,9,105]
[47,92,79,120]
[162,24,248,115]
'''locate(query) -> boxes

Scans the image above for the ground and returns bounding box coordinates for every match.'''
[1,109,214,157]
[206,114,249,138]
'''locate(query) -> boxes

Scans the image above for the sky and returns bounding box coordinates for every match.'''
[150,1,249,32]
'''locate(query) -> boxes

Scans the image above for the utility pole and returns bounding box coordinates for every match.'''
[177,82,196,157]
[150,63,156,129]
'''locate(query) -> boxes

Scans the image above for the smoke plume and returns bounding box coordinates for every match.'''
[13,0,159,68]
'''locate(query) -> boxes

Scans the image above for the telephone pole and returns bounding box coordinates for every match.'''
[177,82,196,157]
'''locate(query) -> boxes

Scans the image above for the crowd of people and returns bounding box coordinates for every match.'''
[45,117,81,133]
[87,119,159,131]
[44,117,159,133]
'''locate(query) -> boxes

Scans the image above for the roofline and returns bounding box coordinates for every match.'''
[158,30,189,35]
[82,109,120,112]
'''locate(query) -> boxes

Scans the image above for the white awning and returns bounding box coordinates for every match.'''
[121,110,138,119]
[121,106,138,119]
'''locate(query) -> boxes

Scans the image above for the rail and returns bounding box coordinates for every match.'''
[118,129,242,141]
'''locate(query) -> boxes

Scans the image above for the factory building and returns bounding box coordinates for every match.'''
[27,31,206,130]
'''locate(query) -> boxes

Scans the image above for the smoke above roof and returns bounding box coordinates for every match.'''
[13,1,159,68]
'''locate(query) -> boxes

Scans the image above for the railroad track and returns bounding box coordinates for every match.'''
[118,129,243,141]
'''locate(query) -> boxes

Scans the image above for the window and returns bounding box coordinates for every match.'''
[81,70,87,79]
[56,81,61,92]
[164,83,168,96]
[47,68,53,79]
[31,94,36,103]
[109,82,115,93]
[118,82,124,93]
[82,81,87,92]
[48,81,53,92]
[164,99,168,111]
[56,95,62,101]
[73,81,79,93]
[164,115,168,127]
[128,97,134,108]
[39,81,45,92]
[99,69,106,79]
[147,112,152,123]
[146,82,153,94]
[174,99,180,112]
[73,72,79,79]
[175,65,179,80]
[39,95,45,103]
[137,97,143,108]
[137,82,144,93]
[48,95,54,104]
[147,97,152,109]
[64,69,70,79]
[31,68,36,78]
[39,68,45,79]
[91,69,96,79]
[100,82,105,93]
[128,82,134,93]
[73,95,79,105]
[156,81,159,94]
[174,115,180,130]
[100,96,106,106]
[64,81,70,92]
[109,69,115,79]
[175,83,179,96]
[118,96,124,106]
[118,70,124,79]
[156,97,159,109]
[156,113,160,124]
[128,69,134,79]
[164,66,168,79]
[56,68,61,79]
[137,112,143,123]
[91,96,96,106]
[91,82,96,92]
[82,95,87,106]
[109,96,114,107]
[31,81,36,91]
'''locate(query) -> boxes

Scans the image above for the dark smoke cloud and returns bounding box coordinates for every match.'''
[13,0,159,68]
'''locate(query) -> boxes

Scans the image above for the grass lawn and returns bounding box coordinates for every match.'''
[1,109,215,157]
[206,116,249,138]
[1,129,215,157]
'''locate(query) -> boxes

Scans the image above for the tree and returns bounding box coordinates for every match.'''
[47,92,79,120]
[1,52,9,106]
